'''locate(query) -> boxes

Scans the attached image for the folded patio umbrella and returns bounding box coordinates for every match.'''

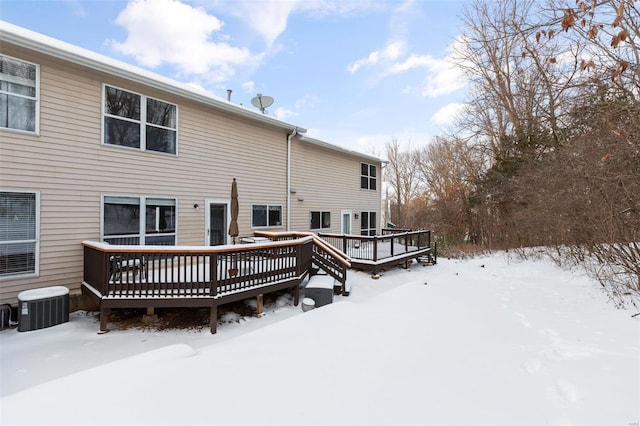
[228,178,239,244]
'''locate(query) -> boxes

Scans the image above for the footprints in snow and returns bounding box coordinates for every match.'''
[508,301,589,408]
[515,312,532,328]
[550,379,584,405]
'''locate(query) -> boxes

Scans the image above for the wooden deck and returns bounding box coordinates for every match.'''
[82,235,350,333]
[82,230,434,333]
[318,230,436,274]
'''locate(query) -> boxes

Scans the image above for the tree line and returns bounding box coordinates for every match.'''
[385,0,639,303]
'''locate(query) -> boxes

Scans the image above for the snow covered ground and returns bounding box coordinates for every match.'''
[1,252,638,425]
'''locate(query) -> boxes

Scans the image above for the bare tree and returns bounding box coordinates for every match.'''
[455,0,579,157]
[442,0,640,302]
[417,136,487,246]
[385,139,421,229]
[449,0,585,250]
[543,0,640,96]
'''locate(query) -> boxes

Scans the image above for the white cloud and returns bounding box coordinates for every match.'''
[304,129,433,159]
[265,94,317,122]
[272,107,298,121]
[294,94,320,110]
[110,0,382,84]
[295,0,381,16]
[242,81,255,93]
[109,0,258,82]
[420,35,472,97]
[207,0,296,47]
[349,36,467,98]
[205,0,379,48]
[347,40,407,73]
[430,102,467,126]
[64,0,87,17]
[346,0,413,74]
[345,0,468,99]
[354,133,389,153]
[304,129,387,156]
[243,0,298,47]
[388,53,438,73]
[420,57,466,97]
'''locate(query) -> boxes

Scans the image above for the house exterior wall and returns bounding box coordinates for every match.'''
[0,33,381,305]
[289,139,381,234]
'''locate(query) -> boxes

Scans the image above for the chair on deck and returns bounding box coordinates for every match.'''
[103,240,148,282]
[109,255,147,281]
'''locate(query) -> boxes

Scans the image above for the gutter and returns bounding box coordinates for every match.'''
[286,128,299,231]
[0,21,306,134]
[298,135,383,163]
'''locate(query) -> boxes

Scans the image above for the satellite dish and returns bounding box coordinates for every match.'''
[251,93,274,114]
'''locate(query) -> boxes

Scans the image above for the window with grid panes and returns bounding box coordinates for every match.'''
[360,163,377,190]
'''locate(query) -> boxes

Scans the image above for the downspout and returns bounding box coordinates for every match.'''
[286,128,298,231]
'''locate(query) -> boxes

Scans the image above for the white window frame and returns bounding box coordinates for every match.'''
[101,84,178,155]
[310,211,331,230]
[101,195,178,245]
[360,162,377,190]
[0,54,39,135]
[251,204,283,228]
[0,190,40,279]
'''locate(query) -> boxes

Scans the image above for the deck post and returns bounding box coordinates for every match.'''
[294,284,300,306]
[211,253,218,297]
[373,235,378,261]
[99,307,110,333]
[257,294,264,315]
[210,304,218,334]
[390,235,394,257]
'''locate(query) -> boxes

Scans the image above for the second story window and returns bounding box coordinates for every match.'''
[103,85,177,154]
[361,162,377,190]
[0,55,38,133]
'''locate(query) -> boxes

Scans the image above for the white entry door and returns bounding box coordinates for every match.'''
[341,210,352,235]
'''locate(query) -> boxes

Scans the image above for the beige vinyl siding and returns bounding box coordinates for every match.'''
[1,40,381,305]
[0,44,289,303]
[289,139,381,234]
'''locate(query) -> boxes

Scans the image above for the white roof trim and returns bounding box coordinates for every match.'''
[0,21,306,134]
[1,21,383,161]
[298,135,382,163]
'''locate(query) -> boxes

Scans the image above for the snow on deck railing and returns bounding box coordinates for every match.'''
[253,231,351,267]
[82,237,314,298]
[253,231,350,292]
[317,230,431,262]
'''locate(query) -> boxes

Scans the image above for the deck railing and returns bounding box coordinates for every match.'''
[318,230,432,262]
[83,237,314,301]
[381,228,412,235]
[254,231,350,291]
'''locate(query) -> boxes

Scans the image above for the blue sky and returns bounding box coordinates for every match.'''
[1,0,469,157]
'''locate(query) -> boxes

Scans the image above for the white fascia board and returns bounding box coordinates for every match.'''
[298,135,382,163]
[0,21,306,134]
